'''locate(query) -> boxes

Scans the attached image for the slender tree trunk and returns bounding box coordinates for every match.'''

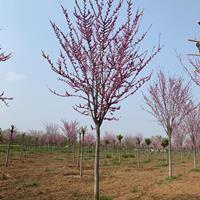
[125,145,128,155]
[119,142,121,164]
[180,149,183,162]
[168,134,172,177]
[73,143,75,163]
[77,133,81,167]
[5,143,11,167]
[193,145,197,169]
[112,144,114,158]
[137,144,140,168]
[148,146,150,162]
[20,133,25,161]
[5,128,14,167]
[105,144,107,159]
[80,132,84,177]
[94,123,100,200]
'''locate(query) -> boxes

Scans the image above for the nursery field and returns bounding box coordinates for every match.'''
[0,147,200,200]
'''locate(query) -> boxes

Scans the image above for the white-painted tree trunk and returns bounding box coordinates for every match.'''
[94,123,100,200]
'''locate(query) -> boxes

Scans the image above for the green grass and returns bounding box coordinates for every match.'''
[24,180,40,187]
[106,154,112,159]
[155,159,168,167]
[165,173,182,182]
[155,173,182,185]
[100,195,113,200]
[130,186,139,193]
[112,159,120,165]
[44,167,54,172]
[122,154,135,158]
[189,168,200,173]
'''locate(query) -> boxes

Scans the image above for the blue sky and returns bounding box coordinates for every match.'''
[0,0,199,137]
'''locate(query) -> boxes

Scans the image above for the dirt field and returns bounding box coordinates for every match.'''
[0,151,200,200]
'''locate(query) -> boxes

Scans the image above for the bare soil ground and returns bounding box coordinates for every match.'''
[0,152,200,200]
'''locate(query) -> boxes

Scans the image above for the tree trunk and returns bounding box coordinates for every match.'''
[77,133,81,167]
[168,134,172,177]
[20,134,25,161]
[112,144,115,158]
[148,146,150,162]
[73,143,75,163]
[5,143,11,167]
[119,142,121,164]
[137,144,140,168]
[80,132,84,177]
[105,144,107,159]
[193,145,197,169]
[94,123,100,200]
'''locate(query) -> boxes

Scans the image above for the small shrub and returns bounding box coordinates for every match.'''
[155,179,164,185]
[100,195,112,200]
[24,180,40,187]
[130,186,139,193]
[122,154,134,158]
[155,159,168,167]
[44,167,54,172]
[155,173,182,185]
[112,159,120,165]
[0,148,6,153]
[122,154,129,158]
[106,154,112,159]
[165,173,182,182]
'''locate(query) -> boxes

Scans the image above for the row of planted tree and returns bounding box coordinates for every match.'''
[1,119,200,170]
[1,0,200,199]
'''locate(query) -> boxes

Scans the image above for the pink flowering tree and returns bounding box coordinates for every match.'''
[61,119,79,161]
[28,129,43,146]
[44,123,60,148]
[196,132,200,149]
[151,135,162,150]
[183,104,200,169]
[2,127,17,144]
[124,135,135,148]
[178,22,200,87]
[102,132,116,157]
[184,57,200,86]
[0,44,12,105]
[172,124,187,150]
[143,71,193,177]
[179,51,200,87]
[124,135,135,155]
[84,133,95,147]
[42,0,160,198]
[134,133,143,167]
